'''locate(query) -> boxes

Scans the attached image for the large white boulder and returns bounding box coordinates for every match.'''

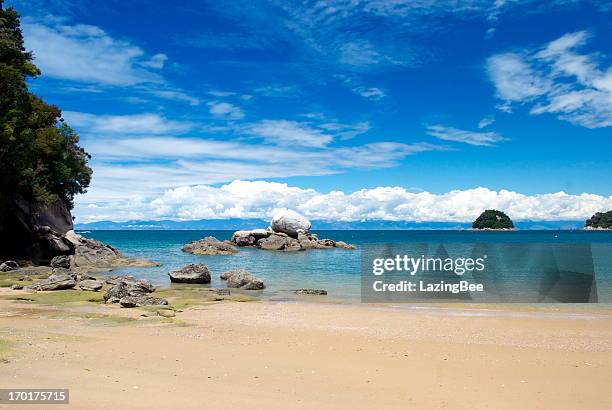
[270,209,311,238]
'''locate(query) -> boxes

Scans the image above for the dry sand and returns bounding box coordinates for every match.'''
[1,290,611,409]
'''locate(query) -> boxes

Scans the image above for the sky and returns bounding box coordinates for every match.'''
[8,0,612,223]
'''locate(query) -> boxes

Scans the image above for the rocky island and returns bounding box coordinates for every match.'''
[471,209,514,230]
[230,209,356,251]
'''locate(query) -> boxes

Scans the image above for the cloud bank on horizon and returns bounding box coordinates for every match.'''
[9,0,612,223]
[75,180,612,224]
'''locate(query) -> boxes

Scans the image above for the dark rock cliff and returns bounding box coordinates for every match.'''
[0,197,75,264]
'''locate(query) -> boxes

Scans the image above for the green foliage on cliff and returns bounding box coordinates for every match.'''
[472,209,514,230]
[585,211,612,229]
[0,5,91,210]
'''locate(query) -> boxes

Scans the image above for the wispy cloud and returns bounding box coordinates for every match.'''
[245,120,333,147]
[477,115,495,129]
[427,124,506,146]
[253,84,301,97]
[149,89,201,106]
[487,30,612,128]
[180,31,275,51]
[63,112,194,135]
[23,20,165,85]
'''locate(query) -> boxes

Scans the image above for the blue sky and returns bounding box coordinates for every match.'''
[8,0,612,222]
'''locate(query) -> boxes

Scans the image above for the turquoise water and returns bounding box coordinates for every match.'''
[80,230,612,301]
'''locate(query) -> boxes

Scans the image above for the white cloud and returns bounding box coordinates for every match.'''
[487,53,551,101]
[63,112,193,134]
[477,115,495,129]
[427,124,505,146]
[23,20,165,85]
[207,101,245,120]
[74,180,612,223]
[487,31,612,128]
[354,87,387,100]
[140,53,168,69]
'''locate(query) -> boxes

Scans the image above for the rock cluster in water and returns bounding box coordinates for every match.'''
[182,236,238,255]
[231,210,355,252]
[220,269,265,290]
[169,264,211,283]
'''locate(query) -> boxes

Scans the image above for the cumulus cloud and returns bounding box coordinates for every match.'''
[23,20,165,85]
[487,30,612,128]
[427,125,505,146]
[74,180,612,223]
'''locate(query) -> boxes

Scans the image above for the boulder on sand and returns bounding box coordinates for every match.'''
[270,209,311,238]
[182,236,238,255]
[78,279,103,291]
[103,276,156,304]
[168,264,211,284]
[119,295,168,308]
[27,269,77,291]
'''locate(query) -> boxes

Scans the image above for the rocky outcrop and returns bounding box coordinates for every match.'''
[168,264,211,284]
[182,236,238,255]
[270,209,311,238]
[229,210,356,252]
[231,230,355,252]
[0,260,19,272]
[65,231,159,273]
[220,269,265,290]
[0,198,74,264]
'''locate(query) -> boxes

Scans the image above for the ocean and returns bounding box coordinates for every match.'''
[81,230,612,302]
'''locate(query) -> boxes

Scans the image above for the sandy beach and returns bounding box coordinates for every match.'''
[1,289,611,409]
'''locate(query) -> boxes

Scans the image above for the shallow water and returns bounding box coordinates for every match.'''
[81,230,612,302]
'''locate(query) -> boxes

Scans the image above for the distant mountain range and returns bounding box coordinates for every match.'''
[75,219,586,230]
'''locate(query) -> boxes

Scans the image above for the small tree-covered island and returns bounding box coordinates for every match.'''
[471,209,514,230]
[585,211,612,229]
